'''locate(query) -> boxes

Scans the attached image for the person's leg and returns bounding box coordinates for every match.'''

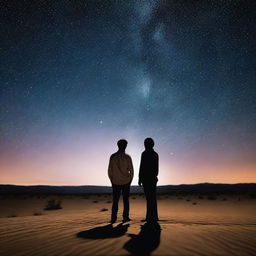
[122,183,131,221]
[143,183,151,221]
[111,184,121,223]
[143,182,158,222]
[151,183,159,221]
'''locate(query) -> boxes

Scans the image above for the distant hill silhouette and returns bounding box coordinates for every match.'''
[0,183,255,195]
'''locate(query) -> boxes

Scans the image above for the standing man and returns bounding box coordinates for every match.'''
[139,138,159,223]
[108,139,134,223]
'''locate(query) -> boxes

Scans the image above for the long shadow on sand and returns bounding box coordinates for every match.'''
[77,223,129,239]
[124,222,161,255]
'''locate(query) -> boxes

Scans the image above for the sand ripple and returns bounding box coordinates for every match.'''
[0,212,256,256]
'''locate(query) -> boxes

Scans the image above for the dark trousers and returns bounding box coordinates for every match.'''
[143,182,159,222]
[111,183,131,221]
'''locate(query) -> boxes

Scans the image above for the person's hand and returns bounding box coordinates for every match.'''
[138,181,142,187]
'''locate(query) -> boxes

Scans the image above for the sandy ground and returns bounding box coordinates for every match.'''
[0,194,256,256]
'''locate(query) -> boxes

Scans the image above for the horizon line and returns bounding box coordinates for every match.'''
[1,182,255,187]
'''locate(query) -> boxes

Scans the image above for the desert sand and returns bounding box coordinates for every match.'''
[0,194,256,255]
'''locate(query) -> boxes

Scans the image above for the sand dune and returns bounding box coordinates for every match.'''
[0,195,256,255]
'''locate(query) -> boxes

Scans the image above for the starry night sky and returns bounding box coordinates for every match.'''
[1,0,256,185]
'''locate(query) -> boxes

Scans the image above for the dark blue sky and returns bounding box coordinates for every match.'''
[1,0,256,185]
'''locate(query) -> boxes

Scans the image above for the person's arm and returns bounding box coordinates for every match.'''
[153,153,159,179]
[108,156,113,183]
[129,156,134,180]
[138,153,143,186]
[155,153,159,177]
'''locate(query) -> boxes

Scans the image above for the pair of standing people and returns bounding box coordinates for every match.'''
[108,138,159,223]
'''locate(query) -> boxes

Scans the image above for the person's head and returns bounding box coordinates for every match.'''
[144,137,154,150]
[117,139,128,151]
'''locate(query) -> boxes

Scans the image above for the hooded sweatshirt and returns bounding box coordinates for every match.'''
[108,151,134,185]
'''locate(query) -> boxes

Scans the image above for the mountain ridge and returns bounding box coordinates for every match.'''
[0,183,255,194]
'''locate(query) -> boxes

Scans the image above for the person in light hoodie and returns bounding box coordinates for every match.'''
[108,139,134,223]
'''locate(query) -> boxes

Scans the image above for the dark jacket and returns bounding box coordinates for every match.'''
[139,149,159,184]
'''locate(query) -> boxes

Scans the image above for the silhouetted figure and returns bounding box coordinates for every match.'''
[108,139,134,223]
[139,138,159,222]
[77,223,129,239]
[124,222,161,255]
